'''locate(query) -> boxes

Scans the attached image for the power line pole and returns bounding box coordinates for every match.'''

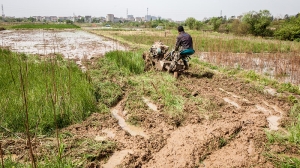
[2,4,5,19]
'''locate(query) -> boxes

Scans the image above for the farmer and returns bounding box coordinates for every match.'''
[175,25,195,70]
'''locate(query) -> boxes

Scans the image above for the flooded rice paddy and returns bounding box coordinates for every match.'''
[0,29,126,69]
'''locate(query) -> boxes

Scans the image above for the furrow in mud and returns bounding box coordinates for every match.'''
[143,122,242,168]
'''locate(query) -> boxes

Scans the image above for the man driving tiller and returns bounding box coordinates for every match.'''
[174,26,195,70]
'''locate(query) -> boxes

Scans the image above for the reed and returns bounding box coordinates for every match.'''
[0,49,96,134]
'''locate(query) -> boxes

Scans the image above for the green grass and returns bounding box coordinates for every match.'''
[91,50,145,110]
[0,49,96,135]
[91,30,300,53]
[105,50,145,75]
[265,153,300,168]
[10,23,80,29]
[90,50,200,126]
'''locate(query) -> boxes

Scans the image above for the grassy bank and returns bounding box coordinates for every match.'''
[10,23,80,29]
[89,30,300,53]
[0,49,96,135]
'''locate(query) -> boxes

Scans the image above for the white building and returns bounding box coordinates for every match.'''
[106,14,114,22]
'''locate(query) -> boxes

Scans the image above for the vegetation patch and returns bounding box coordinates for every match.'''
[0,49,96,134]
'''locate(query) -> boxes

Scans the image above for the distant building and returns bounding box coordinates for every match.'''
[32,16,42,21]
[58,16,71,21]
[43,16,51,22]
[151,16,157,20]
[144,15,158,21]
[127,15,134,21]
[106,14,114,22]
[50,16,57,22]
[85,16,92,23]
[135,17,142,22]
[114,17,122,23]
[145,15,151,21]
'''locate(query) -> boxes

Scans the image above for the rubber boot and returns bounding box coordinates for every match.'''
[183,60,189,70]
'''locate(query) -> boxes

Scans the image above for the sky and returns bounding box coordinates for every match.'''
[1,0,300,21]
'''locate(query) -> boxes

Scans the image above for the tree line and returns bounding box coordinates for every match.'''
[185,10,300,41]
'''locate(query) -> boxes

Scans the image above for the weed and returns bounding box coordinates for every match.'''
[83,140,117,162]
[265,153,300,168]
[278,83,300,94]
[127,115,142,126]
[94,82,123,107]
[3,156,24,168]
[218,137,227,148]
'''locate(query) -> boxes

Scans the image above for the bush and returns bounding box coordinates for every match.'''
[274,16,300,41]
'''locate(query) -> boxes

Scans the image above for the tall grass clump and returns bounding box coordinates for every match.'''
[0,48,96,135]
[91,50,144,109]
[287,103,300,144]
[105,50,145,75]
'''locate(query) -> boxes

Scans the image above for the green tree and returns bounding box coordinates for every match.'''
[194,21,203,30]
[66,20,74,24]
[242,10,273,36]
[210,17,222,31]
[185,17,197,29]
[274,15,300,41]
[28,17,36,22]
[230,19,249,35]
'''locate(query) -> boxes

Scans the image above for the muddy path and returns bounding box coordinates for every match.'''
[77,68,291,167]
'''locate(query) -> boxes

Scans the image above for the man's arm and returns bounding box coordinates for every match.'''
[175,36,180,51]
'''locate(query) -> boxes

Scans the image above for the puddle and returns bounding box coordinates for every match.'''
[255,105,270,115]
[264,87,277,96]
[111,102,148,139]
[256,102,283,131]
[103,149,134,168]
[223,97,240,109]
[262,101,284,116]
[94,129,116,141]
[267,115,281,131]
[102,129,116,138]
[94,136,106,141]
[142,97,158,111]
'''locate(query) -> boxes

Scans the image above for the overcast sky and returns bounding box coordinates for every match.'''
[1,0,299,21]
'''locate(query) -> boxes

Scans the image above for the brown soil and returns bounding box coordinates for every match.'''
[1,64,295,168]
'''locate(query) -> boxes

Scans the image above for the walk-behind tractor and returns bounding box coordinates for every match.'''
[142,42,189,78]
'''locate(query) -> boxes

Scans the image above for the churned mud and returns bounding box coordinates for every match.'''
[89,69,290,167]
